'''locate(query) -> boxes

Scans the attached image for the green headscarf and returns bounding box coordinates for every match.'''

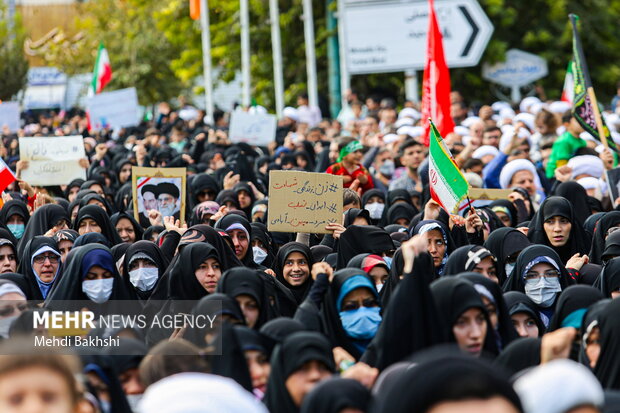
[337,140,364,162]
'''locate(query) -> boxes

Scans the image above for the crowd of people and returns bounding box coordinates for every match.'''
[0,90,620,413]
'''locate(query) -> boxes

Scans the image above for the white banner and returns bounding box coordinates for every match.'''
[19,136,87,186]
[228,111,277,146]
[86,87,140,131]
[0,102,20,132]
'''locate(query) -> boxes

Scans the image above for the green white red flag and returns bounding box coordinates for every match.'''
[428,120,469,214]
[90,43,112,95]
[561,60,574,105]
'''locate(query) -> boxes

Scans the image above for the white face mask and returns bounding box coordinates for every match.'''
[126,394,143,412]
[524,277,561,307]
[129,267,159,292]
[505,262,515,276]
[253,247,268,265]
[82,279,114,304]
[376,283,384,292]
[379,159,395,177]
[365,202,385,220]
[0,315,18,339]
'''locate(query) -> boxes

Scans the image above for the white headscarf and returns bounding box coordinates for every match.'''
[0,283,25,300]
[520,96,542,113]
[499,159,542,192]
[568,155,604,179]
[472,145,500,160]
[139,373,269,413]
[514,359,604,413]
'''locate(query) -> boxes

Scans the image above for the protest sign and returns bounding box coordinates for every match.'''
[457,188,514,213]
[0,102,20,132]
[468,188,513,200]
[86,87,140,131]
[268,171,343,234]
[229,111,277,146]
[132,167,187,226]
[19,136,86,186]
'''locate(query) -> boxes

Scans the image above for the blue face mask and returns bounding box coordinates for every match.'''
[7,224,24,239]
[339,306,382,340]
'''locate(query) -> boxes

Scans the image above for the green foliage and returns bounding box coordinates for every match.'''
[43,0,187,105]
[155,0,328,109]
[42,0,620,109]
[450,0,620,104]
[0,5,29,101]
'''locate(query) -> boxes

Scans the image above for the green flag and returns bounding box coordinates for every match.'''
[569,14,617,152]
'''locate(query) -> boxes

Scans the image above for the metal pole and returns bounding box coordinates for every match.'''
[327,0,341,119]
[269,0,284,118]
[405,69,419,103]
[302,0,318,108]
[7,0,15,34]
[199,0,214,124]
[336,0,350,111]
[240,0,251,107]
[510,85,521,105]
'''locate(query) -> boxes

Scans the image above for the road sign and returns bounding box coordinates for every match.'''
[482,49,548,87]
[482,49,548,102]
[341,0,494,74]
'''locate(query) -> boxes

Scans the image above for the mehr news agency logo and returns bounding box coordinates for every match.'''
[32,310,218,348]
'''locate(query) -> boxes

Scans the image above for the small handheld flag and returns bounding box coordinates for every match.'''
[428,119,469,214]
[0,159,17,194]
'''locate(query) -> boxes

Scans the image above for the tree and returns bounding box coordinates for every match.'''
[449,0,620,106]
[42,0,620,110]
[155,0,329,110]
[43,0,188,106]
[0,3,29,101]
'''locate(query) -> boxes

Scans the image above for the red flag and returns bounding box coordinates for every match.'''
[421,0,455,146]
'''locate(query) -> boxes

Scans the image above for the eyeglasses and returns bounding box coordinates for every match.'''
[341,298,379,312]
[33,254,60,264]
[0,303,29,317]
[524,270,560,280]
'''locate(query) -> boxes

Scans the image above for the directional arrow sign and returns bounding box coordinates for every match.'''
[341,0,494,74]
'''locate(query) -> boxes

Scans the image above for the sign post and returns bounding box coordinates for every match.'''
[340,0,494,74]
[268,171,343,234]
[482,49,548,103]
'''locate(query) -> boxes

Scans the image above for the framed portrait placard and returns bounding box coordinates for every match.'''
[132,167,187,226]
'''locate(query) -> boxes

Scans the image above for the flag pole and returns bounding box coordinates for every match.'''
[587,88,609,148]
[199,0,214,124]
[569,13,608,148]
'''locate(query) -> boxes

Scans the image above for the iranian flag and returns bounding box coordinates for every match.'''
[561,60,574,105]
[0,159,16,194]
[428,120,469,214]
[90,43,112,95]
